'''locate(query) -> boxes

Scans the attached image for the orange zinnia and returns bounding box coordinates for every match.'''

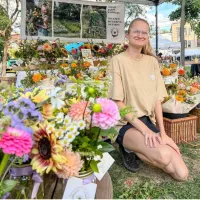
[32,73,42,83]
[43,43,52,51]
[61,63,68,68]
[162,68,171,76]
[71,63,77,68]
[83,61,91,68]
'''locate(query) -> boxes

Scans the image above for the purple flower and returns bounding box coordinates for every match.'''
[59,74,68,80]
[18,97,35,110]
[3,101,19,116]
[30,110,43,121]
[54,79,66,87]
[11,120,33,134]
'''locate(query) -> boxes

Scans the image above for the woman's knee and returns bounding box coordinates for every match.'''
[155,146,172,167]
[175,166,189,181]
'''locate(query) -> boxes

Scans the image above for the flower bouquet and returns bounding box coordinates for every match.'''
[162,75,200,118]
[0,77,120,198]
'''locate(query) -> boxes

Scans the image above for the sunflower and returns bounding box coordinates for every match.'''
[31,124,67,175]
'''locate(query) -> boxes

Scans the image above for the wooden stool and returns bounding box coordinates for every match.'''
[44,172,113,199]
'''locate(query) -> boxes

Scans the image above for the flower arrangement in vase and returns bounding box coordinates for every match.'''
[0,76,120,198]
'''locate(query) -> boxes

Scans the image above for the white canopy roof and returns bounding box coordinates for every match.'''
[174,49,200,57]
[150,35,181,50]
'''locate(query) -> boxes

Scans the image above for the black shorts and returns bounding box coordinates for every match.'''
[116,116,160,146]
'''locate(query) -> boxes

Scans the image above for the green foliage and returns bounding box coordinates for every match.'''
[169,0,200,38]
[0,6,10,31]
[124,3,146,28]
[120,105,137,118]
[0,180,18,198]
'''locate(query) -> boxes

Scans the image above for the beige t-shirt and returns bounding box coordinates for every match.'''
[108,52,168,130]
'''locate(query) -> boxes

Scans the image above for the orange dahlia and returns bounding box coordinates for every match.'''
[175,95,185,102]
[31,124,66,175]
[56,150,83,179]
[43,43,52,51]
[32,73,42,83]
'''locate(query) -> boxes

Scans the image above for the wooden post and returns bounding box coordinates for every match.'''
[180,0,186,67]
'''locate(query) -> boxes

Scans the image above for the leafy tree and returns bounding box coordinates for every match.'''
[124,3,146,29]
[0,0,20,77]
[169,0,200,38]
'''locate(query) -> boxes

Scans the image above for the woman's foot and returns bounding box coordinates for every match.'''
[119,145,140,172]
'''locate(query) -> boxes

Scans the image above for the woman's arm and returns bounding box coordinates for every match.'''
[115,100,162,147]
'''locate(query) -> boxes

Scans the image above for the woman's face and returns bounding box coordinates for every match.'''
[126,20,149,48]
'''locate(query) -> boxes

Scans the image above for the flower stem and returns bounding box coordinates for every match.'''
[96,128,101,142]
[0,154,10,178]
[0,156,17,186]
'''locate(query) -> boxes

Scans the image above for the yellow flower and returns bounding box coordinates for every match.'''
[32,90,49,103]
[71,63,77,68]
[42,103,54,119]
[31,124,66,175]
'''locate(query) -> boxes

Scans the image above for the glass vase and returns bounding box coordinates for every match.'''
[7,164,44,199]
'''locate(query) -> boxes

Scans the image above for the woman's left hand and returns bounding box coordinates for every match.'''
[160,133,181,155]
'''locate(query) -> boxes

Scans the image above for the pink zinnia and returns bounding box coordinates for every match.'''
[0,127,32,157]
[69,101,91,123]
[92,98,120,129]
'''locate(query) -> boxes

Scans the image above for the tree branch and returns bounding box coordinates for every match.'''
[10,0,19,24]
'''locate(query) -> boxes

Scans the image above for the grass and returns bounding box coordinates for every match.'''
[109,134,200,199]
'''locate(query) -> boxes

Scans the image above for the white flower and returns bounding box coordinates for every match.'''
[66,124,78,134]
[50,87,65,109]
[94,155,101,161]
[46,124,55,134]
[97,145,103,149]
[63,115,72,126]
[65,132,76,143]
[61,124,68,133]
[55,130,64,139]
[56,112,64,123]
[77,120,86,130]
[60,138,70,147]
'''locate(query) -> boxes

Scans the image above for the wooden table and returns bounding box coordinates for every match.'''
[44,172,113,199]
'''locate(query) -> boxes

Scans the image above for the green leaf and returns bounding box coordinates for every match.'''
[100,127,118,136]
[90,160,99,173]
[1,179,18,194]
[97,141,115,152]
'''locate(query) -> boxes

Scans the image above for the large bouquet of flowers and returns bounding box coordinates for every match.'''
[162,63,200,114]
[0,79,120,198]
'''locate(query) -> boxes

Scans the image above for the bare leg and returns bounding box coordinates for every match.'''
[123,128,188,181]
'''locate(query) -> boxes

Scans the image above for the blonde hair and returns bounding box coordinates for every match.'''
[128,18,156,57]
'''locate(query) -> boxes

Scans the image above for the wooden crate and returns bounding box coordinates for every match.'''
[163,115,198,144]
[190,108,200,133]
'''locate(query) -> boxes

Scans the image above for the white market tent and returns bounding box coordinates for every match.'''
[174,49,200,57]
[150,35,181,50]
